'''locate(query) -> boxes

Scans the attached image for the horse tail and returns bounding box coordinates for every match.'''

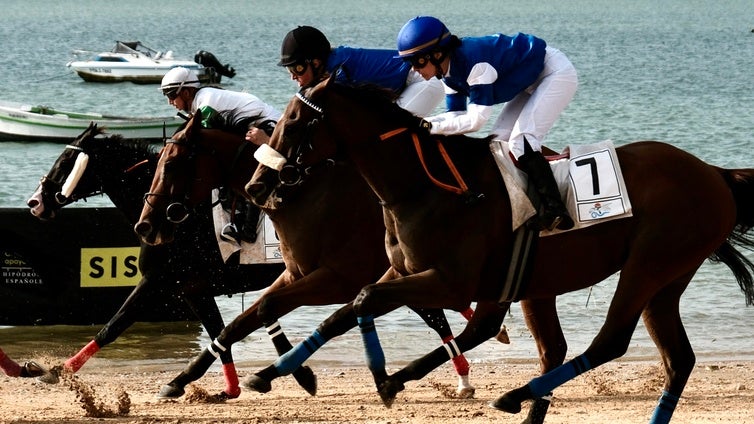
[710,167,754,305]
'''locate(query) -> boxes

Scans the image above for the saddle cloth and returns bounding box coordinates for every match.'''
[489,139,633,235]
[211,189,284,264]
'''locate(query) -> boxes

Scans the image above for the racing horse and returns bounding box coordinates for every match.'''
[245,76,754,423]
[133,113,479,399]
[26,123,302,398]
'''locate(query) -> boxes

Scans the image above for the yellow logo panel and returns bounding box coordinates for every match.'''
[80,247,141,287]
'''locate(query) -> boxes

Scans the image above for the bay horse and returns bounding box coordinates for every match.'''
[25,123,303,398]
[133,113,480,400]
[246,76,754,423]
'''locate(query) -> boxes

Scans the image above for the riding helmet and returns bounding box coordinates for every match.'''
[396,16,452,59]
[160,67,201,95]
[278,26,331,66]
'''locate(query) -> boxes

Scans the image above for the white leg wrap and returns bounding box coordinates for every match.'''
[266,321,284,339]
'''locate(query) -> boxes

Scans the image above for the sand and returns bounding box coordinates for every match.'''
[1,357,753,423]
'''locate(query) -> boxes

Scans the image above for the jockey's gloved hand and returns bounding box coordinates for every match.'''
[416,118,432,135]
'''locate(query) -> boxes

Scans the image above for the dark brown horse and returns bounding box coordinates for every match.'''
[133,113,479,399]
[246,77,754,423]
[26,123,290,397]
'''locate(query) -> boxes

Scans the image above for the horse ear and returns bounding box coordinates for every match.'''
[324,71,337,88]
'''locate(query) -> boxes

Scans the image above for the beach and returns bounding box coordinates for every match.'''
[1,358,753,423]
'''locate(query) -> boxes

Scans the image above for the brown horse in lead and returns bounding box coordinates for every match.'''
[246,76,754,423]
[133,113,483,400]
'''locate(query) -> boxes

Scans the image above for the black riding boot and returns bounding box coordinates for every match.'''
[518,148,574,231]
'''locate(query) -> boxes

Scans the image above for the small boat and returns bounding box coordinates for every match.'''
[0,100,183,142]
[66,40,236,84]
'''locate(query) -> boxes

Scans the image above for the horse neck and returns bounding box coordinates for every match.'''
[91,140,155,223]
[270,162,386,273]
[331,117,432,207]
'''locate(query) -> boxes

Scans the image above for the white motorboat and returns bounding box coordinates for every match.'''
[66,41,236,84]
[0,100,183,142]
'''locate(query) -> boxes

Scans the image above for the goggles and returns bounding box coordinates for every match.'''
[406,54,431,70]
[163,88,181,100]
[286,61,309,76]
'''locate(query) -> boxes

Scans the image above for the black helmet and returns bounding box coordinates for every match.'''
[278,26,331,66]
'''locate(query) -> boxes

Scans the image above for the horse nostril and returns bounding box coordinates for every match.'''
[27,198,39,208]
[134,220,152,237]
[245,182,266,200]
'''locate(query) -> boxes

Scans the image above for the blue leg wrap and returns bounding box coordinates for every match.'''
[272,330,326,375]
[649,390,680,424]
[528,354,592,397]
[357,315,385,372]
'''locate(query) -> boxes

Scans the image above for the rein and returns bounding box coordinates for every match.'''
[379,128,471,196]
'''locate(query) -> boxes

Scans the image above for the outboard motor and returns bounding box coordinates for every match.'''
[194,50,237,80]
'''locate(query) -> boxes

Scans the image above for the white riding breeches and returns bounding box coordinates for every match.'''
[397,70,445,117]
[491,47,578,159]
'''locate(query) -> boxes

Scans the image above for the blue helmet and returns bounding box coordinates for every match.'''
[396,16,452,59]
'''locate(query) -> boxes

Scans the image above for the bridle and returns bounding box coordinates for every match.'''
[255,91,336,188]
[143,132,251,224]
[142,138,198,224]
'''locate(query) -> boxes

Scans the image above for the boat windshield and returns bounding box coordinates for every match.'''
[112,41,159,58]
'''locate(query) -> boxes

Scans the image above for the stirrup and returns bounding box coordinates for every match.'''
[220,223,241,242]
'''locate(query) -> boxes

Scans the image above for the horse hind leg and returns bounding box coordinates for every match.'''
[492,266,656,415]
[641,275,696,424]
[518,298,568,424]
[412,306,476,398]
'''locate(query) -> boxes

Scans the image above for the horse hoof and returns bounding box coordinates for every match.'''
[157,383,185,399]
[489,393,522,414]
[456,386,475,399]
[20,361,49,378]
[292,365,317,396]
[377,378,404,408]
[36,365,60,384]
[210,390,239,402]
[242,374,271,393]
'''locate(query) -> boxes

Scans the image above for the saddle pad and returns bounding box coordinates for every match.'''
[211,189,284,264]
[489,139,633,235]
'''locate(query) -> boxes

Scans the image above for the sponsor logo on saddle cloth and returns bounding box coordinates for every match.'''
[489,139,633,236]
[210,189,284,264]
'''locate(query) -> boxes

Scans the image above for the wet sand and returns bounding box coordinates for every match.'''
[1,357,752,423]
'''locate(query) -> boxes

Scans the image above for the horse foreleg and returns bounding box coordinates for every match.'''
[517,298,567,424]
[175,284,243,399]
[412,306,474,398]
[243,302,360,393]
[380,301,508,407]
[59,275,168,381]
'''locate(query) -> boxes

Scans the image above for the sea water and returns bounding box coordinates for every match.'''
[1,0,753,368]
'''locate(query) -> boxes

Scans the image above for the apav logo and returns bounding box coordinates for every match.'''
[80,247,141,287]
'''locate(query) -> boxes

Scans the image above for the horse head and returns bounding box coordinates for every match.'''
[27,123,107,220]
[246,77,344,208]
[134,112,248,246]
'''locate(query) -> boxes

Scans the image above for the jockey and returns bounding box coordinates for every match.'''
[160,67,282,243]
[396,16,577,231]
[160,67,280,145]
[278,25,444,117]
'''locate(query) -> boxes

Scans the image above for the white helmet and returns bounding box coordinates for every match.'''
[160,67,200,96]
